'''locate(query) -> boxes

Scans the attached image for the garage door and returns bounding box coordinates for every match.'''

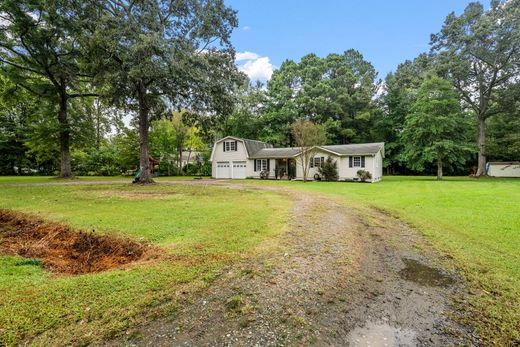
[232,161,247,179]
[216,162,230,178]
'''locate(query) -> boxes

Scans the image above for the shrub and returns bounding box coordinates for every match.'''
[318,156,339,181]
[356,169,372,182]
[260,170,269,179]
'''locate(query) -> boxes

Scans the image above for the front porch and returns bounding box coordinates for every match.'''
[274,158,296,180]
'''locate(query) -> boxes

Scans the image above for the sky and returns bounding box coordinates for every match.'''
[227,0,478,82]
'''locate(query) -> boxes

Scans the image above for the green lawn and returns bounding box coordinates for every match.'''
[0,175,205,185]
[0,183,291,346]
[246,176,520,343]
[1,175,519,344]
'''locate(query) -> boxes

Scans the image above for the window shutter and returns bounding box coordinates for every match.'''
[349,156,353,168]
[234,140,238,151]
[267,159,270,171]
[361,156,365,168]
[223,142,226,152]
[310,157,314,168]
[254,160,257,172]
[321,157,324,168]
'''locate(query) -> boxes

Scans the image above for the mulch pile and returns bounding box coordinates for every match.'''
[0,209,151,275]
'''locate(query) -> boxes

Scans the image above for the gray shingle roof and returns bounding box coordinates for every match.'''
[216,136,384,159]
[249,147,301,159]
[242,139,273,157]
[322,143,384,156]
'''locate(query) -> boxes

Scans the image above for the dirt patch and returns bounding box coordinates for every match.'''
[0,209,153,275]
[399,258,455,287]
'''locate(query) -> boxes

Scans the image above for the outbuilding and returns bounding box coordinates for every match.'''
[486,162,520,178]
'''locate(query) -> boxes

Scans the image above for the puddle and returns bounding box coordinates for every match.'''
[346,322,416,346]
[399,258,454,287]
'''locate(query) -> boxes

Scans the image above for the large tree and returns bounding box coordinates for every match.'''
[378,54,434,173]
[401,76,473,180]
[431,0,520,176]
[0,0,98,178]
[90,0,239,183]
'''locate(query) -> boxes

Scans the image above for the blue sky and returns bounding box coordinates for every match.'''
[227,0,477,82]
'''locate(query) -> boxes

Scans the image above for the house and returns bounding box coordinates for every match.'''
[210,136,384,182]
[486,161,520,178]
[180,150,201,168]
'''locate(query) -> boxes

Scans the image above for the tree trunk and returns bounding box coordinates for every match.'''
[136,82,154,184]
[476,117,487,176]
[95,98,101,150]
[437,157,443,181]
[58,88,73,178]
[178,147,183,175]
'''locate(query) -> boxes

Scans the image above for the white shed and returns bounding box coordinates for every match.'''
[487,162,520,178]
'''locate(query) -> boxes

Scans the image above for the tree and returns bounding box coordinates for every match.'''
[171,111,189,174]
[149,119,177,175]
[0,0,98,178]
[90,0,238,184]
[401,76,473,180]
[377,54,434,173]
[291,120,327,182]
[262,50,378,146]
[431,0,520,176]
[318,156,339,181]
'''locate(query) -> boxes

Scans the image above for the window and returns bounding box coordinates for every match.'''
[255,159,268,171]
[349,156,365,168]
[311,156,324,168]
[224,141,237,152]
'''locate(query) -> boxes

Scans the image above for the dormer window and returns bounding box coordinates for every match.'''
[223,140,237,152]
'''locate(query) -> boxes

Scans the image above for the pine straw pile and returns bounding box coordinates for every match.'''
[0,209,153,275]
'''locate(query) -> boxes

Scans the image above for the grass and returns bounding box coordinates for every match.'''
[0,175,204,185]
[246,176,520,343]
[1,175,519,343]
[0,182,291,345]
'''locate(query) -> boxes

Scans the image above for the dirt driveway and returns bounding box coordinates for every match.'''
[97,180,476,347]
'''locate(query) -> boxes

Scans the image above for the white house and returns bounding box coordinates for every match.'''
[486,162,520,178]
[210,136,384,182]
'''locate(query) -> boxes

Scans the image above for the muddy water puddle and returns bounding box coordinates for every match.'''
[346,321,417,346]
[399,258,454,287]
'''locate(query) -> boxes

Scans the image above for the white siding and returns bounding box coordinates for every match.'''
[487,163,520,177]
[248,158,275,178]
[211,138,249,178]
[295,151,381,182]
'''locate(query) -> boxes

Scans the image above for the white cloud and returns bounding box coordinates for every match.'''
[236,51,274,82]
[242,26,251,31]
[235,51,260,61]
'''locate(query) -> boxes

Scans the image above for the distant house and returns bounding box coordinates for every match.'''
[180,151,201,168]
[209,136,384,182]
[487,162,520,178]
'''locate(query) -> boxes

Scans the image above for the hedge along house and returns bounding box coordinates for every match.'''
[210,136,384,182]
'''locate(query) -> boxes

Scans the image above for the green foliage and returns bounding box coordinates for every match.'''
[292,119,327,182]
[356,169,372,182]
[400,76,474,178]
[431,0,520,174]
[377,54,434,171]
[318,156,339,181]
[260,50,378,146]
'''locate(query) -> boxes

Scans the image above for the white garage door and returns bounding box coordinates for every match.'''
[232,161,247,179]
[216,162,230,178]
